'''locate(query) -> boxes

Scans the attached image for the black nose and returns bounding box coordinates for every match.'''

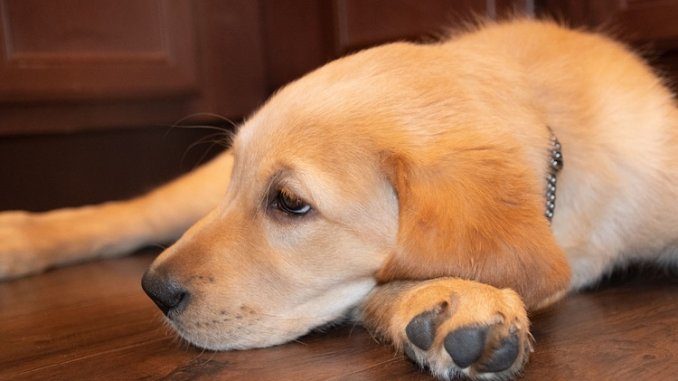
[141,270,189,316]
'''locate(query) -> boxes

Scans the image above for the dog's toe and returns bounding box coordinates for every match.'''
[443,326,487,368]
[478,331,520,372]
[405,302,449,350]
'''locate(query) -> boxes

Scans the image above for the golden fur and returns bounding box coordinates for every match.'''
[1,20,677,380]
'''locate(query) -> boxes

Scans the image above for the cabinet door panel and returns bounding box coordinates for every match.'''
[0,0,198,102]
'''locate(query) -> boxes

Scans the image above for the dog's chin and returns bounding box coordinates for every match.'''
[167,316,332,351]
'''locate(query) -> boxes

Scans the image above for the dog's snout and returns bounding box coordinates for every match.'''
[141,270,189,316]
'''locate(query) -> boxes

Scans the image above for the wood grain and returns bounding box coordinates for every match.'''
[0,251,675,380]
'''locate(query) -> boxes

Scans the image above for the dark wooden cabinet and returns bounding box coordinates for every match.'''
[0,0,269,209]
[2,0,678,210]
[0,0,266,135]
[3,0,676,136]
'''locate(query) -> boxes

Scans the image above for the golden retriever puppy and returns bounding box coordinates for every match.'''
[1,19,677,380]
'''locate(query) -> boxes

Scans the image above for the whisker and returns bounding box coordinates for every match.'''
[173,112,239,129]
[169,124,233,134]
[180,132,233,167]
[192,138,229,168]
[182,131,227,156]
[157,113,239,161]
[169,112,237,131]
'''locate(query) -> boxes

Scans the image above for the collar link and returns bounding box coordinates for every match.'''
[545,128,563,223]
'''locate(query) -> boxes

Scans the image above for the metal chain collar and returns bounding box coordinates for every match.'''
[545,130,563,223]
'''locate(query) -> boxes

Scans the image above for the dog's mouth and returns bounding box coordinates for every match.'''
[151,277,378,351]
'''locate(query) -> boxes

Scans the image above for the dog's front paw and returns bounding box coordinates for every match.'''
[392,279,532,380]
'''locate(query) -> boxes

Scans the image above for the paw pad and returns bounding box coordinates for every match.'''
[405,302,451,350]
[477,332,520,372]
[443,326,487,368]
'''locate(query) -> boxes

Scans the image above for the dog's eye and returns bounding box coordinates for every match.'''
[272,189,311,216]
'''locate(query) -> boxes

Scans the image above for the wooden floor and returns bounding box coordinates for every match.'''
[0,251,676,381]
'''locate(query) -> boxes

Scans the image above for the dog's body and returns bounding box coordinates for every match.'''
[1,20,676,380]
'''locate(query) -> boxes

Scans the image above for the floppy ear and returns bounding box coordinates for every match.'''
[376,146,570,309]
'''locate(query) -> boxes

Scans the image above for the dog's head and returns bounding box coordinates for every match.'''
[142,42,569,350]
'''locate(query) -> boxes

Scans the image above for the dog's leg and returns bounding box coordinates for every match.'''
[359,278,532,381]
[0,151,233,280]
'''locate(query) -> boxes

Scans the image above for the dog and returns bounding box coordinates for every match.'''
[1,19,676,380]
